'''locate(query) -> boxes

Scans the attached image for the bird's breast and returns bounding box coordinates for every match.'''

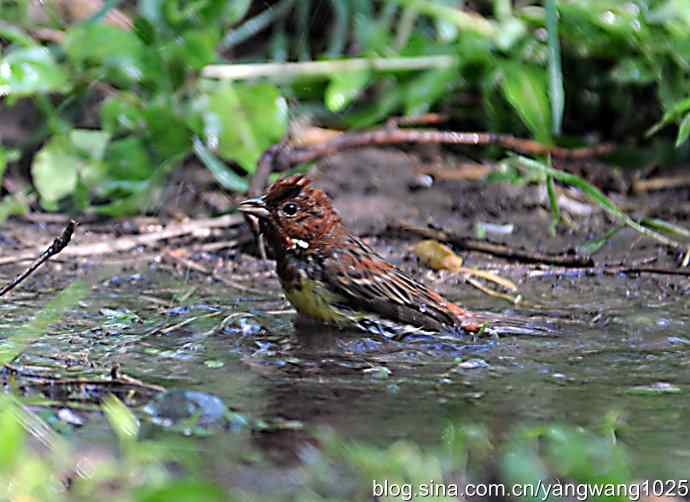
[276,253,345,324]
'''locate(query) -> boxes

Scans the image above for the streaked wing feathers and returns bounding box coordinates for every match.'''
[323,235,463,330]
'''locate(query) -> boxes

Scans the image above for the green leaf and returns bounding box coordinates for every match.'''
[495,17,526,51]
[0,147,7,184]
[500,446,549,502]
[646,97,690,137]
[104,137,153,181]
[500,62,552,143]
[101,95,146,133]
[201,82,288,173]
[135,480,226,502]
[193,137,248,192]
[227,0,252,24]
[676,112,690,147]
[609,58,655,85]
[64,24,146,84]
[325,69,370,112]
[70,129,111,161]
[0,195,28,223]
[31,137,79,210]
[32,131,112,209]
[545,172,560,236]
[545,0,564,136]
[0,398,24,470]
[0,47,69,97]
[345,79,403,128]
[404,66,459,116]
[167,29,219,70]
[103,395,139,446]
[142,103,192,160]
[576,225,624,256]
[640,218,690,240]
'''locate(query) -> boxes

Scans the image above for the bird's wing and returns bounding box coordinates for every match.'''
[321,235,466,330]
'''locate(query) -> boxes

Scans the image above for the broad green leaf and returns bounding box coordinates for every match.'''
[0,47,69,97]
[495,18,526,51]
[104,137,153,181]
[31,137,79,210]
[345,79,403,128]
[142,103,192,160]
[64,24,146,84]
[326,69,370,112]
[101,95,146,133]
[0,23,36,48]
[167,29,219,70]
[404,66,459,116]
[32,132,112,209]
[500,62,552,143]
[70,129,111,161]
[201,82,287,173]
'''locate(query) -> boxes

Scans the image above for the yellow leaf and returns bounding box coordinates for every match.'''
[414,240,463,272]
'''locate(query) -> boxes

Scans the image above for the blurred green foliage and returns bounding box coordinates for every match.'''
[0,391,637,501]
[2,0,690,216]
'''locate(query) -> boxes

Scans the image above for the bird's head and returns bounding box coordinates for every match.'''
[239,175,344,254]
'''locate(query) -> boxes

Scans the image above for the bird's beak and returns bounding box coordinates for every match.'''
[238,197,270,218]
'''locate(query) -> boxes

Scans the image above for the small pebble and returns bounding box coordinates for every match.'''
[457,359,489,370]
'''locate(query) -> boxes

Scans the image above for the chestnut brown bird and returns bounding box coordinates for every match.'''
[239,175,488,337]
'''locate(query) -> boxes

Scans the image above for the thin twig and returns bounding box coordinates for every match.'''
[0,220,77,297]
[0,214,244,266]
[390,222,594,267]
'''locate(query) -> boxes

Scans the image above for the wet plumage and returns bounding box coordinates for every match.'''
[239,175,485,336]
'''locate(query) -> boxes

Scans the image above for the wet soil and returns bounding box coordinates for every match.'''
[1,147,690,495]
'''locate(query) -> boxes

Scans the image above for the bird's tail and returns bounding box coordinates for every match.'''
[460,310,560,337]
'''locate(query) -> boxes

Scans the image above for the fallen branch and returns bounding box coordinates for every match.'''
[249,128,614,195]
[632,174,690,193]
[396,224,690,276]
[390,222,595,267]
[0,220,77,297]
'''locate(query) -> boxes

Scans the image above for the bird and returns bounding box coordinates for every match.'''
[238,175,495,337]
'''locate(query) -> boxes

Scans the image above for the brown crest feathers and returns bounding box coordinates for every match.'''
[264,175,311,206]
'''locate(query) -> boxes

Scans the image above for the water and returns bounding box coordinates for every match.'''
[1,263,689,485]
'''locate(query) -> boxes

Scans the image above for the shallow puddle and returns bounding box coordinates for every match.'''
[1,262,689,488]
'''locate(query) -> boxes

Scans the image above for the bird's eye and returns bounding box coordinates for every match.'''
[281,202,298,216]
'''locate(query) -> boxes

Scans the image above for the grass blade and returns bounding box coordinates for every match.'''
[545,171,560,237]
[545,0,564,135]
[511,155,686,250]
